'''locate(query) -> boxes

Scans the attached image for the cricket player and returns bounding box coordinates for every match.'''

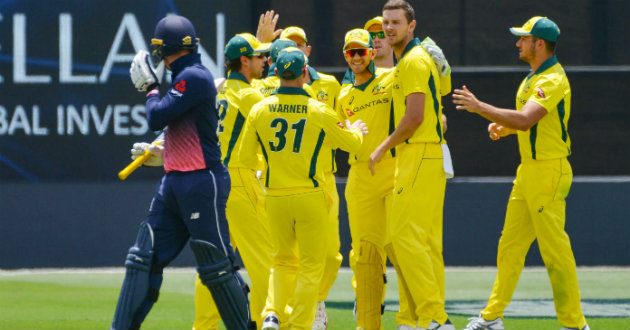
[337,28,396,330]
[192,32,274,330]
[453,16,590,330]
[280,26,343,329]
[238,47,366,330]
[369,1,454,329]
[112,15,249,330]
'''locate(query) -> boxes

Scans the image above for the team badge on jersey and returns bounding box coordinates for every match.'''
[175,80,187,92]
[372,84,386,95]
[317,90,329,101]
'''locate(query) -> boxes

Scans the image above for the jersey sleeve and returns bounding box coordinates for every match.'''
[528,76,564,113]
[314,102,363,154]
[145,72,208,131]
[239,88,265,118]
[237,105,263,170]
[399,55,431,97]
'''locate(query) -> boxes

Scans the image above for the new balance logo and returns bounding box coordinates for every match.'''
[190,212,200,220]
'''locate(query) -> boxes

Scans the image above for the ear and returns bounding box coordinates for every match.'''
[409,19,417,33]
[240,55,250,67]
[274,67,278,76]
[305,45,312,57]
[268,58,273,66]
[370,49,377,60]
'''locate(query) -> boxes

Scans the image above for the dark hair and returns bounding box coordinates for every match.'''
[226,58,242,72]
[383,0,415,23]
[533,37,557,53]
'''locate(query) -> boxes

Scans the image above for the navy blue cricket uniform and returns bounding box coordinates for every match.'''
[144,53,235,270]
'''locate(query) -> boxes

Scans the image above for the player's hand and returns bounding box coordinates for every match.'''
[368,146,386,176]
[256,10,282,43]
[214,77,226,90]
[453,85,481,113]
[488,123,510,140]
[421,37,451,76]
[131,142,164,167]
[130,51,164,92]
[346,119,368,136]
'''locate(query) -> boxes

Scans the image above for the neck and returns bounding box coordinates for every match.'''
[354,70,373,86]
[393,34,414,60]
[529,52,553,73]
[374,54,394,69]
[281,78,304,88]
[238,70,252,84]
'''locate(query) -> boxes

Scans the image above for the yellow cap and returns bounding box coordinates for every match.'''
[343,29,373,50]
[364,16,383,30]
[280,26,308,43]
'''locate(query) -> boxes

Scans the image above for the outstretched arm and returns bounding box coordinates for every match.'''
[453,85,547,131]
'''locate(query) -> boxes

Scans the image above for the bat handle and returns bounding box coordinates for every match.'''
[118,151,153,180]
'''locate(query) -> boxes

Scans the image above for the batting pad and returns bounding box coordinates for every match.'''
[190,239,249,330]
[356,240,385,330]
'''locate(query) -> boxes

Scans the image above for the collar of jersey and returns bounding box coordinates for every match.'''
[169,53,201,78]
[341,61,376,86]
[274,86,311,96]
[228,71,250,84]
[526,55,559,81]
[399,37,422,61]
[307,66,320,84]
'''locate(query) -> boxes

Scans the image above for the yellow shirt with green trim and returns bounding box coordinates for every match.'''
[238,87,363,192]
[337,67,396,164]
[217,71,264,169]
[516,55,571,160]
[392,38,444,144]
[307,67,341,173]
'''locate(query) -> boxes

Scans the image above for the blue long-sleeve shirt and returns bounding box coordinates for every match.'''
[145,53,221,172]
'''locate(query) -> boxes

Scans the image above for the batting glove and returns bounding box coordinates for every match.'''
[130,50,165,92]
[131,142,165,167]
[421,37,451,77]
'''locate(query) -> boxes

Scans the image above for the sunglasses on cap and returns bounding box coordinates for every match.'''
[344,48,369,57]
[369,31,386,39]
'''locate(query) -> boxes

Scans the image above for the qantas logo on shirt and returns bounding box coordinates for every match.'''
[536,86,546,99]
[349,97,390,113]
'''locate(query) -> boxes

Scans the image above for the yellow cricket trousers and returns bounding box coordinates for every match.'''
[389,142,448,329]
[263,189,329,330]
[481,157,587,329]
[318,171,343,302]
[193,167,273,330]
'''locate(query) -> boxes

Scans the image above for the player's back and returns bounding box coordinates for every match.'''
[240,87,362,193]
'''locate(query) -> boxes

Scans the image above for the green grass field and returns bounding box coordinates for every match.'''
[1,267,628,330]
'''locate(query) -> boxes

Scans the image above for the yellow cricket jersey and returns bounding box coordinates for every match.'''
[238,87,363,192]
[516,55,571,160]
[393,38,444,144]
[337,67,396,164]
[217,72,264,168]
[307,67,341,173]
[253,75,281,97]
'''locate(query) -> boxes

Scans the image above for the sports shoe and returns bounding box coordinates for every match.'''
[262,313,280,330]
[560,325,591,330]
[312,301,328,330]
[353,299,357,321]
[430,319,456,330]
[463,315,504,330]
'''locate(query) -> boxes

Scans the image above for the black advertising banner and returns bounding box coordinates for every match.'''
[0,0,251,181]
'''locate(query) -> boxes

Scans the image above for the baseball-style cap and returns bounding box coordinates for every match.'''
[270,39,298,63]
[510,16,560,42]
[343,29,373,50]
[224,33,271,61]
[280,26,308,43]
[276,47,307,80]
[364,16,383,30]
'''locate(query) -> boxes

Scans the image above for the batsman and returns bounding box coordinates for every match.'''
[110,15,250,330]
